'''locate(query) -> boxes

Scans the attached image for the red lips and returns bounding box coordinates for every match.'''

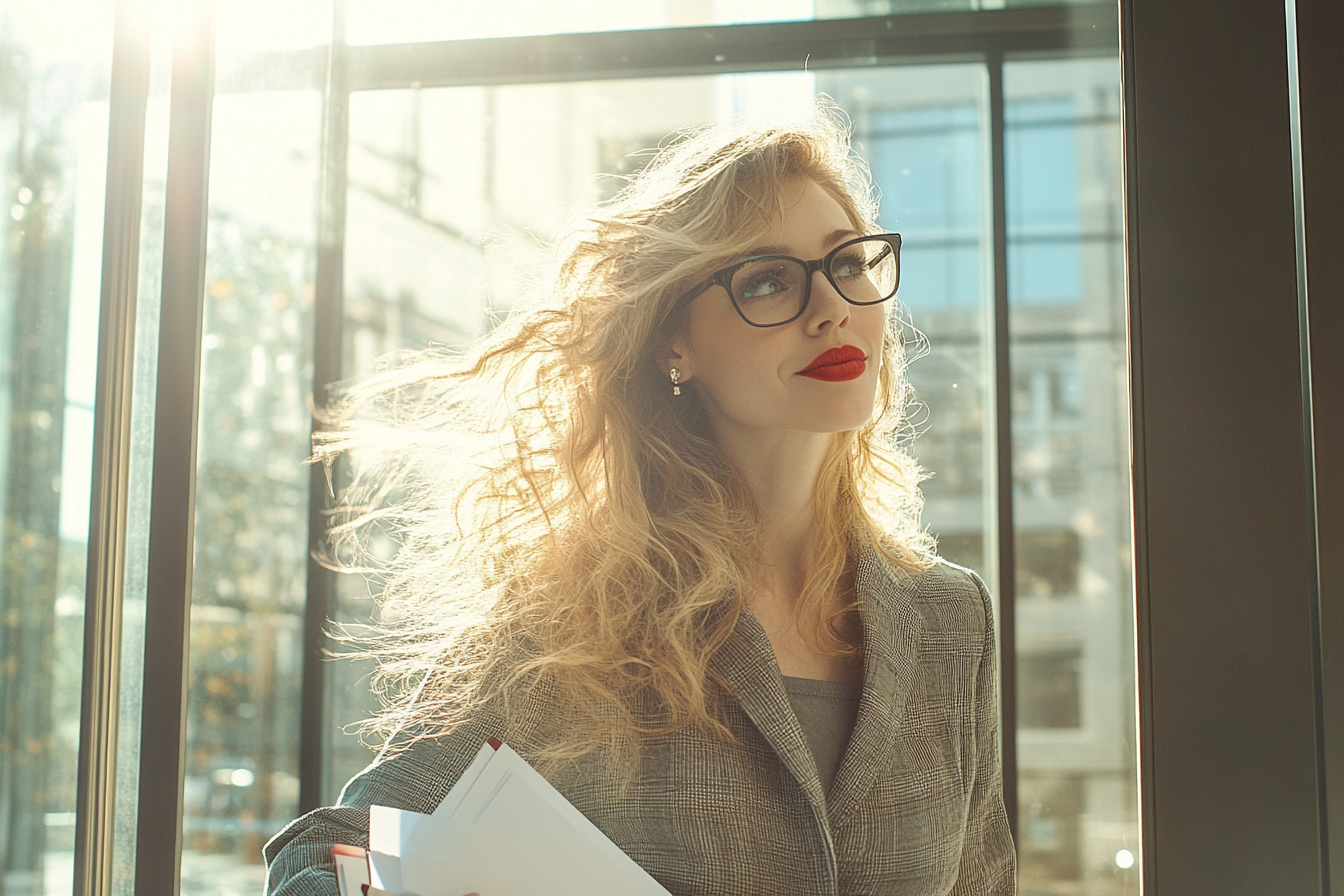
[798,345,867,382]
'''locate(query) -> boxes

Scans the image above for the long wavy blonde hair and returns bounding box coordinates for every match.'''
[316,112,934,763]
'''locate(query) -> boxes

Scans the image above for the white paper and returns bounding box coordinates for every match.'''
[433,740,498,821]
[367,849,403,893]
[367,741,672,896]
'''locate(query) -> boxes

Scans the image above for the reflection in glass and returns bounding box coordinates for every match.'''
[1007,58,1137,896]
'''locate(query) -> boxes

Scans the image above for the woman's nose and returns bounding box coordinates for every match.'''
[804,270,851,331]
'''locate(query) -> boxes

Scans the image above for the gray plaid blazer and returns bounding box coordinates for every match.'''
[265,553,1016,895]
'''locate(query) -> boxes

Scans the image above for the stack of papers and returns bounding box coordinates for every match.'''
[332,739,672,896]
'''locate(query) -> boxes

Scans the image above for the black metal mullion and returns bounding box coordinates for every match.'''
[345,7,1117,90]
[133,2,215,892]
[1116,0,1155,885]
[299,0,349,814]
[350,7,1116,90]
[73,1,152,893]
[986,50,1019,843]
[212,6,1118,95]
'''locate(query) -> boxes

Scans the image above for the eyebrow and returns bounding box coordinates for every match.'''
[740,228,862,259]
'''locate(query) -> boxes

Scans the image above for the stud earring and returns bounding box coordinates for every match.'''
[669,368,682,396]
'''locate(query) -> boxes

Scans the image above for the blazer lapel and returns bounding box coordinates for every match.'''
[711,608,832,815]
[826,549,925,827]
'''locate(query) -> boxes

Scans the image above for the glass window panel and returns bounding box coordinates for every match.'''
[341,0,1108,45]
[898,245,984,311]
[180,5,328,891]
[1017,529,1082,598]
[1020,773,1088,879]
[212,0,334,58]
[1010,241,1083,305]
[1019,646,1083,728]
[0,2,115,892]
[866,98,986,314]
[1006,97,1081,233]
[1006,56,1137,896]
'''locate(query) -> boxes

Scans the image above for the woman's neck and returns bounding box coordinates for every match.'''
[710,424,832,581]
[708,421,862,682]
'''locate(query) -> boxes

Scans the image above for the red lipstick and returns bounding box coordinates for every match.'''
[798,345,867,382]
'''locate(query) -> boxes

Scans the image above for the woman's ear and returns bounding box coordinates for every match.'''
[657,339,692,382]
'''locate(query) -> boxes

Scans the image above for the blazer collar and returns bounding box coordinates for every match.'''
[709,547,926,826]
[710,608,830,812]
[828,548,925,826]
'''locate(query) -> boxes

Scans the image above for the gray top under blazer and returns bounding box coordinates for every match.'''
[782,675,862,796]
[264,552,1017,896]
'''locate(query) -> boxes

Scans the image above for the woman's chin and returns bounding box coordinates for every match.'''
[795,406,881,435]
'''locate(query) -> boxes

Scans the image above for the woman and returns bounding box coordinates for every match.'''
[265,114,1016,895]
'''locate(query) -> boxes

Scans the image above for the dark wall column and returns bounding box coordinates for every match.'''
[1121,0,1329,893]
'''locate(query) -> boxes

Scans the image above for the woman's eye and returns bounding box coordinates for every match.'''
[736,263,795,301]
[831,252,867,279]
[740,277,782,299]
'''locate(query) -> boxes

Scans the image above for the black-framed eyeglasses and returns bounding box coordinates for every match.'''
[678,232,902,328]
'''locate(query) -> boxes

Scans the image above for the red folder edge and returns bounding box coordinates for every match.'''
[331,844,370,896]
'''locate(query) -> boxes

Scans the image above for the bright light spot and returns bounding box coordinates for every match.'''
[1115,848,1135,869]
[251,344,268,387]
[55,594,84,617]
[230,768,255,788]
[11,204,24,221]
[17,187,32,204]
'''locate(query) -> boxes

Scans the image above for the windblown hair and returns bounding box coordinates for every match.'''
[316,111,934,763]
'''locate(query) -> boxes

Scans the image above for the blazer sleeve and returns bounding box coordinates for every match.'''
[949,572,1018,895]
[263,714,501,896]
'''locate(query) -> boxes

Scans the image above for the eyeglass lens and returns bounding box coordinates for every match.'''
[729,237,899,326]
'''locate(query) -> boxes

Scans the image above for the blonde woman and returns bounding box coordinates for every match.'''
[265,116,1016,895]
